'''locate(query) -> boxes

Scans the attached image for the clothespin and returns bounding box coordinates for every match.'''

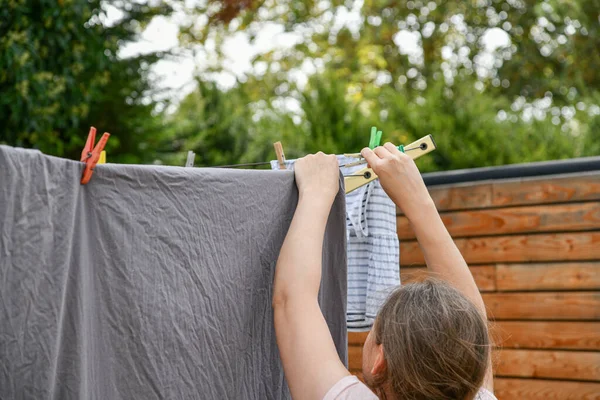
[344,134,436,193]
[273,142,286,170]
[368,126,383,149]
[80,126,110,185]
[341,126,385,167]
[98,151,106,164]
[186,151,196,167]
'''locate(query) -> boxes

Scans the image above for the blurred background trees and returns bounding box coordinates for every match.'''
[0,0,172,163]
[1,0,599,170]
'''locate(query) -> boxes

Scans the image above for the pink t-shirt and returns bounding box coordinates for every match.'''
[323,375,498,400]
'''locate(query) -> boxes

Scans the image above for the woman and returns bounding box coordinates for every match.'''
[272,143,495,400]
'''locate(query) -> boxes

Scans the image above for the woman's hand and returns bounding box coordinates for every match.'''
[294,152,340,205]
[361,143,433,218]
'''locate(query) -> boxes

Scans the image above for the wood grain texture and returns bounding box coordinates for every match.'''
[401,265,496,291]
[492,172,600,207]
[355,172,600,391]
[491,321,600,350]
[395,183,493,214]
[273,141,286,169]
[348,332,369,346]
[400,232,600,265]
[397,202,600,240]
[495,349,600,381]
[350,322,600,351]
[482,292,600,320]
[348,345,363,371]
[496,262,600,291]
[495,378,600,400]
[350,347,600,381]
[396,172,600,213]
[429,182,493,211]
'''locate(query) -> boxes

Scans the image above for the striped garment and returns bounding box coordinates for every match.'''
[271,157,400,331]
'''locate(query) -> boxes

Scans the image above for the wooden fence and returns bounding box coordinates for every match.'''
[348,170,600,399]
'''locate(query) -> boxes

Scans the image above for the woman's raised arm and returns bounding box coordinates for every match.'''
[361,143,493,391]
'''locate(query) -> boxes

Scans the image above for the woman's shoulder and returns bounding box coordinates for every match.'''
[323,375,378,400]
[476,388,498,400]
[324,376,497,400]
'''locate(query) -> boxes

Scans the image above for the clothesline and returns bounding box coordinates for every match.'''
[208,145,425,170]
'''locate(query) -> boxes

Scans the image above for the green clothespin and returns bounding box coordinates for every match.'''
[397,145,405,153]
[369,126,383,149]
[369,127,376,149]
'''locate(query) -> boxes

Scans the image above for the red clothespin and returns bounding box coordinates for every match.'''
[80,126,110,185]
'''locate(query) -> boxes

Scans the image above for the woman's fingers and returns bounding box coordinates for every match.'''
[361,147,379,167]
[373,145,393,159]
[294,153,340,201]
[383,142,404,157]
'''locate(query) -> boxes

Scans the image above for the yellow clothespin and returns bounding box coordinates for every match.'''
[343,134,436,194]
[98,151,106,164]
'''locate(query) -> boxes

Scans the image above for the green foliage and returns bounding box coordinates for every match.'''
[376,80,578,172]
[171,0,598,170]
[0,0,171,162]
[166,72,593,173]
[162,80,257,166]
[198,0,599,104]
[2,0,598,171]
[293,76,375,155]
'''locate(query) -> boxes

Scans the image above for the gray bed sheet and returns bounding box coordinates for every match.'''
[0,146,347,399]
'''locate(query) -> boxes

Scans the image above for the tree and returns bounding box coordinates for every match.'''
[162,80,257,167]
[0,0,172,163]
[170,0,599,170]
[192,0,599,104]
[3,0,597,169]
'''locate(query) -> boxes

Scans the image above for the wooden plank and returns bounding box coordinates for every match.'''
[497,262,600,291]
[351,322,600,350]
[495,349,600,381]
[493,171,600,207]
[428,182,493,211]
[395,182,493,214]
[348,345,363,371]
[351,347,600,383]
[482,292,600,321]
[401,265,496,292]
[400,232,600,265]
[397,172,600,213]
[495,378,600,400]
[397,202,600,240]
[348,332,369,346]
[491,321,600,350]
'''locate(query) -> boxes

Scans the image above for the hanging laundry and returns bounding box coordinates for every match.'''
[271,157,400,331]
[0,145,347,399]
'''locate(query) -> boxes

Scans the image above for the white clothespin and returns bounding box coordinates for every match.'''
[186,151,195,168]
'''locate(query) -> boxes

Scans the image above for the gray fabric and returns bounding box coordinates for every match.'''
[0,145,347,400]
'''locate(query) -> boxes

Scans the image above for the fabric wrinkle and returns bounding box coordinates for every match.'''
[0,145,348,399]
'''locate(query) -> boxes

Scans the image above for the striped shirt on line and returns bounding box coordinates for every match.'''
[272,156,401,331]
